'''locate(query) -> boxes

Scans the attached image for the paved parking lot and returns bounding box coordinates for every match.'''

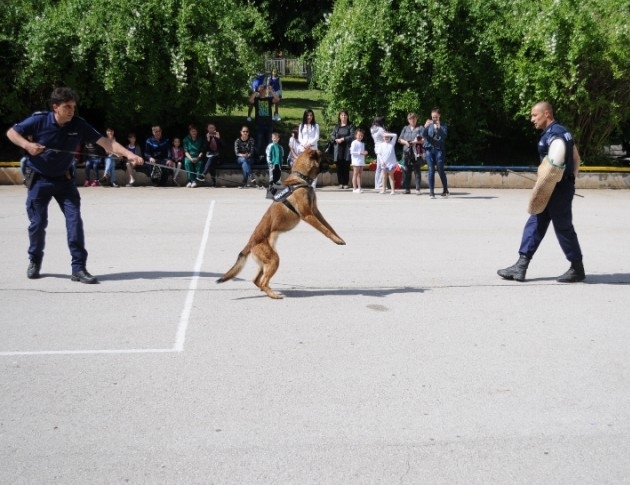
[1,185,629,483]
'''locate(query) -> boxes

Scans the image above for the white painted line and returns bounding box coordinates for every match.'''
[173,199,215,352]
[0,199,216,358]
[0,348,177,357]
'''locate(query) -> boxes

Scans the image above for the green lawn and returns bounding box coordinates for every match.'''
[214,77,330,158]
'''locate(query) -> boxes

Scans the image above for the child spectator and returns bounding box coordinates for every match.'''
[171,137,184,186]
[100,127,120,187]
[269,68,283,121]
[125,133,142,186]
[82,141,102,187]
[183,126,204,188]
[370,116,387,191]
[287,127,299,167]
[266,132,284,193]
[350,129,368,193]
[200,123,222,187]
[375,132,398,195]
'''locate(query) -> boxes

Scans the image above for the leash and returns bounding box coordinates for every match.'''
[43,148,251,187]
[506,169,584,198]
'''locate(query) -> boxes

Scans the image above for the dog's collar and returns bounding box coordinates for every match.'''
[294,171,314,185]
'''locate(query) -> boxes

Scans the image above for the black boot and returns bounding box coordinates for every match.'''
[557,261,586,283]
[497,255,531,282]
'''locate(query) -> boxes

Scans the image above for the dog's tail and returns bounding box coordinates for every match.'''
[217,250,249,283]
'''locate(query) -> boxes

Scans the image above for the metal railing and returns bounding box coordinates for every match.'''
[264,58,307,77]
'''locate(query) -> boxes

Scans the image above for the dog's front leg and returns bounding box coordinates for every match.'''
[301,213,346,245]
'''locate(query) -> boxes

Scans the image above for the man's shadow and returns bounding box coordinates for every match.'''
[524,273,630,284]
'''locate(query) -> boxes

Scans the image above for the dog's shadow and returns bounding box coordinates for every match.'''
[232,285,425,300]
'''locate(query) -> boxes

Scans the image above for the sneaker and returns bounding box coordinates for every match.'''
[416,189,421,195]
[91,180,98,187]
[186,182,192,188]
[84,180,90,187]
[99,174,110,186]
[112,182,119,188]
[191,182,197,188]
[404,189,411,194]
[238,185,245,189]
[430,193,436,199]
[196,174,206,182]
[441,191,449,198]
[126,181,136,187]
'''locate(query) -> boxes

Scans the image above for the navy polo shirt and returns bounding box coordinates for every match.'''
[538,121,575,173]
[12,111,102,178]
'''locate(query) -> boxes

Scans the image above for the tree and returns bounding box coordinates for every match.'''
[474,0,630,161]
[314,0,499,162]
[315,0,630,163]
[250,0,334,56]
[8,0,269,134]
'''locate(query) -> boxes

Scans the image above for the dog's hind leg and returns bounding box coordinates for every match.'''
[251,243,283,299]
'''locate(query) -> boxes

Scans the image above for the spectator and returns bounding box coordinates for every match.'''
[171,137,184,186]
[124,133,142,186]
[422,107,449,198]
[183,125,205,188]
[370,116,387,191]
[287,127,299,167]
[200,122,222,187]
[234,125,256,189]
[247,71,267,121]
[350,128,368,193]
[399,112,425,194]
[269,68,283,121]
[266,131,284,190]
[131,125,173,186]
[375,132,398,195]
[100,127,121,187]
[297,109,321,187]
[249,82,279,162]
[329,109,355,189]
[82,140,102,187]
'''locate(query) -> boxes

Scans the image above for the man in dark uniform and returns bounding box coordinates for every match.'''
[6,87,144,283]
[497,101,585,283]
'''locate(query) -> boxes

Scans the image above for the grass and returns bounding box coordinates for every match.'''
[212,77,330,163]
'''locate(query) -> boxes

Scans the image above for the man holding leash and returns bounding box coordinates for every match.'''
[6,87,144,284]
[497,101,585,283]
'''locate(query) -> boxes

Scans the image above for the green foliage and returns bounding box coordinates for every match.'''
[316,0,630,164]
[7,0,268,134]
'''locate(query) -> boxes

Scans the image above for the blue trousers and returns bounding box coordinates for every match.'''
[236,156,253,185]
[519,177,583,262]
[26,175,88,272]
[425,147,448,194]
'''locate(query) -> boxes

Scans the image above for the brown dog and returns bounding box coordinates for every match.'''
[218,149,346,299]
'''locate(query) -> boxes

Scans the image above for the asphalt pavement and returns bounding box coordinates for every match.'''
[1,184,629,484]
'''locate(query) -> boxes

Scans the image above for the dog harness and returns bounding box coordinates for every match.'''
[272,172,314,215]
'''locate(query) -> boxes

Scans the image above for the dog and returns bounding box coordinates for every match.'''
[218,149,346,299]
